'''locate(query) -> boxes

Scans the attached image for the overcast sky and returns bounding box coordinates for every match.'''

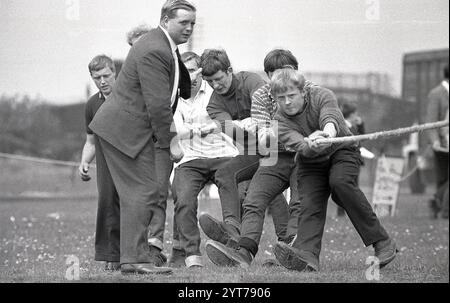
[0,0,448,104]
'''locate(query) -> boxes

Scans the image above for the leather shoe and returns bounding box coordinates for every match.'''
[104,261,120,271]
[120,263,172,275]
[373,238,398,268]
[205,240,252,268]
[199,214,239,248]
[273,242,318,272]
[148,245,168,267]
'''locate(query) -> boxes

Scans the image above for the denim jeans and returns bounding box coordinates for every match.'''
[238,152,297,256]
[173,158,234,257]
[214,154,290,234]
[293,146,389,266]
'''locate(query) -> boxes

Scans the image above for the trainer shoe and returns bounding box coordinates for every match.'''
[373,238,398,268]
[185,255,204,268]
[168,248,186,268]
[199,214,239,248]
[148,245,168,267]
[205,240,252,269]
[273,242,318,272]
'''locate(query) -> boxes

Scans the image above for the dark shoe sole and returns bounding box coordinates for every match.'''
[262,258,282,268]
[199,214,230,245]
[205,240,249,269]
[120,268,173,275]
[379,249,398,269]
[273,242,311,272]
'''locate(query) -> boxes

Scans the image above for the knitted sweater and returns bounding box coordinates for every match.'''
[275,85,356,162]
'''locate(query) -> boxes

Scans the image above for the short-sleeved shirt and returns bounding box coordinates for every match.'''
[85,92,106,135]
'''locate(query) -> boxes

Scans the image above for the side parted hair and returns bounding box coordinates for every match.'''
[160,0,196,22]
[181,51,200,66]
[126,24,152,46]
[264,49,299,75]
[88,55,116,75]
[200,49,231,77]
[270,68,306,97]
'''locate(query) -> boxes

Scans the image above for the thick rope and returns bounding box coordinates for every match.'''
[314,120,449,145]
[0,152,96,168]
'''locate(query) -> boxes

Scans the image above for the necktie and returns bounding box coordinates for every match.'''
[171,49,180,107]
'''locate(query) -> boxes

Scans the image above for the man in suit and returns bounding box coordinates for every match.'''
[427,65,449,219]
[89,0,196,275]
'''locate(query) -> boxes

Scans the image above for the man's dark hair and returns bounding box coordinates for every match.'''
[200,49,231,77]
[264,49,299,76]
[340,100,357,119]
[444,65,449,80]
[160,0,196,22]
[88,55,116,75]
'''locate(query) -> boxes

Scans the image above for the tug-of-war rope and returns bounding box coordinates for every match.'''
[315,120,449,146]
[0,120,448,171]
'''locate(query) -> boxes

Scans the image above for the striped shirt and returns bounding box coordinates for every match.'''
[251,81,316,152]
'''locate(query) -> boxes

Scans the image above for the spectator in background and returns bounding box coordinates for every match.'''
[126,24,152,46]
[340,100,365,137]
[78,55,120,271]
[426,65,449,219]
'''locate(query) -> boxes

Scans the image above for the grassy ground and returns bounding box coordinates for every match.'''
[0,158,448,283]
[0,193,448,283]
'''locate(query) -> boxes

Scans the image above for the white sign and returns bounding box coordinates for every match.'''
[372,156,404,217]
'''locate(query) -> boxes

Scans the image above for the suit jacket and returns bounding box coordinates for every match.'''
[426,83,449,146]
[89,27,190,159]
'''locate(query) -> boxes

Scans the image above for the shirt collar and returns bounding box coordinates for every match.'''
[159,25,177,53]
[442,80,449,94]
[198,79,207,93]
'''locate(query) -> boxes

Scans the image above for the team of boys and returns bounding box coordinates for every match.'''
[79,0,397,275]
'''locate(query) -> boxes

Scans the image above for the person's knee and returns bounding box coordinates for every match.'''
[214,167,234,184]
[329,175,354,191]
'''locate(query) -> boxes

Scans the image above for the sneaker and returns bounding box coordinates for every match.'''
[148,245,167,267]
[168,248,186,268]
[205,240,252,268]
[199,214,239,247]
[185,255,204,268]
[273,242,318,272]
[373,238,398,269]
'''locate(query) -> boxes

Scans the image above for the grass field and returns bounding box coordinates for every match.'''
[0,159,448,283]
